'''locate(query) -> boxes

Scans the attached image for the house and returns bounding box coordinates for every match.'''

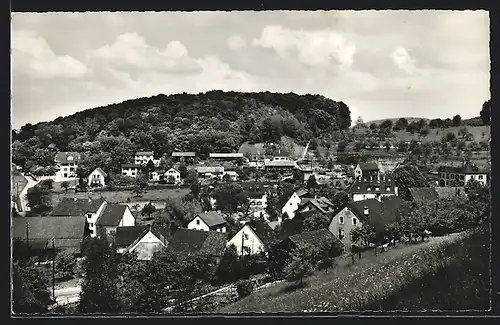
[172,152,196,159]
[149,171,160,182]
[96,204,136,236]
[279,189,312,221]
[264,158,297,173]
[247,191,268,219]
[134,151,155,165]
[121,163,141,178]
[438,163,488,187]
[167,228,228,260]
[238,142,264,161]
[114,224,168,260]
[328,196,405,247]
[354,162,380,180]
[227,220,276,256]
[196,166,224,179]
[347,175,398,202]
[187,211,227,232]
[297,196,337,216]
[164,168,181,184]
[87,167,107,188]
[51,197,107,237]
[54,152,82,178]
[282,228,345,257]
[12,216,89,255]
[209,153,244,161]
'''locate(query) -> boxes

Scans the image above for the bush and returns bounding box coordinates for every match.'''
[236,280,255,299]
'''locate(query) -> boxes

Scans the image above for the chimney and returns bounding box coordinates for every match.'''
[363,206,369,216]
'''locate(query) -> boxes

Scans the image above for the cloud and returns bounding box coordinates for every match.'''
[227,35,247,50]
[391,46,417,75]
[11,30,89,79]
[252,25,356,69]
[86,32,202,75]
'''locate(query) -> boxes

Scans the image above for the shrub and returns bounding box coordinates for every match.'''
[236,280,255,299]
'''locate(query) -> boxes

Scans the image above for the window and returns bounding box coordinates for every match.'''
[87,214,92,219]
[109,230,116,235]
[89,223,94,228]
[386,187,391,192]
[352,217,357,225]
[479,175,484,180]
[339,216,344,224]
[338,229,345,240]
[375,187,379,191]
[367,187,371,191]
[196,219,200,225]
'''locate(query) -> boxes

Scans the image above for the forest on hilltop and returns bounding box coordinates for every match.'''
[12,91,351,174]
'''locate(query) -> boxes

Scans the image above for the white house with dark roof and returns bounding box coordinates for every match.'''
[227,220,276,256]
[279,189,311,221]
[54,152,82,179]
[134,151,155,165]
[50,197,108,237]
[121,163,141,178]
[209,153,244,160]
[164,168,181,184]
[96,204,136,236]
[347,175,398,202]
[114,224,168,260]
[88,167,107,188]
[354,162,380,180]
[297,196,337,217]
[188,211,227,233]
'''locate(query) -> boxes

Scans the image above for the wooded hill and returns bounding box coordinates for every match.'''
[12,91,351,172]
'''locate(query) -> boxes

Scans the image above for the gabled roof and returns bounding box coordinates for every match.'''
[277,188,297,210]
[267,220,281,230]
[135,151,154,156]
[51,197,106,216]
[288,228,344,250]
[172,152,196,157]
[408,187,438,202]
[55,152,82,164]
[12,216,87,253]
[196,211,227,227]
[90,167,107,177]
[247,191,265,199]
[300,196,336,215]
[165,167,180,174]
[245,220,276,247]
[347,198,402,232]
[114,225,150,247]
[96,204,130,226]
[434,187,467,199]
[167,228,228,256]
[122,163,141,169]
[358,162,379,171]
[296,189,309,197]
[347,178,397,195]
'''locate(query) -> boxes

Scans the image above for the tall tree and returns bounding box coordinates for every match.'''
[452,114,462,127]
[213,183,248,218]
[79,236,121,313]
[480,99,491,125]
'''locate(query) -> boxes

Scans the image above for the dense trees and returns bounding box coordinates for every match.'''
[12,91,352,172]
[13,263,53,313]
[393,165,430,201]
[480,100,491,125]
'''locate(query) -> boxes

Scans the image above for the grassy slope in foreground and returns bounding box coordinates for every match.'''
[218,226,490,312]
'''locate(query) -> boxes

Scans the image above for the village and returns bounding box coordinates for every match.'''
[11,138,491,311]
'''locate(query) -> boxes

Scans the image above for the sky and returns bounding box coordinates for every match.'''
[11,10,490,129]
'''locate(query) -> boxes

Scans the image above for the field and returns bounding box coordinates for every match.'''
[393,125,490,143]
[218,226,490,313]
[52,180,77,193]
[51,188,190,205]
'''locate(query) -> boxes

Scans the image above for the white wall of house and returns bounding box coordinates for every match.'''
[281,192,302,219]
[249,194,267,209]
[328,207,362,247]
[122,167,139,178]
[135,154,154,165]
[165,168,181,183]
[187,216,210,231]
[88,170,106,187]
[87,201,108,237]
[118,207,136,227]
[352,192,397,202]
[354,165,363,179]
[227,225,265,256]
[465,173,487,186]
[60,162,78,178]
[128,230,166,254]
[150,172,160,182]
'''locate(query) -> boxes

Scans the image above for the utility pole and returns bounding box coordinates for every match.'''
[52,237,56,302]
[25,222,29,246]
[241,231,245,256]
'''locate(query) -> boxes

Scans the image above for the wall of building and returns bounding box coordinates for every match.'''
[88,201,108,237]
[281,192,301,219]
[88,170,105,187]
[118,207,136,227]
[328,207,362,247]
[465,174,487,186]
[122,168,139,178]
[187,216,211,231]
[227,226,265,256]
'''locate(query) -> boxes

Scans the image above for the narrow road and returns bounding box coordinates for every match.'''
[18,174,39,213]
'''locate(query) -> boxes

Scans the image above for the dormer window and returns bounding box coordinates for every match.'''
[375,187,379,191]
[367,187,371,191]
[386,187,391,191]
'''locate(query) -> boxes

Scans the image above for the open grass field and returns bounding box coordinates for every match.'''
[393,125,490,143]
[218,226,489,313]
[51,180,78,193]
[51,188,190,205]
